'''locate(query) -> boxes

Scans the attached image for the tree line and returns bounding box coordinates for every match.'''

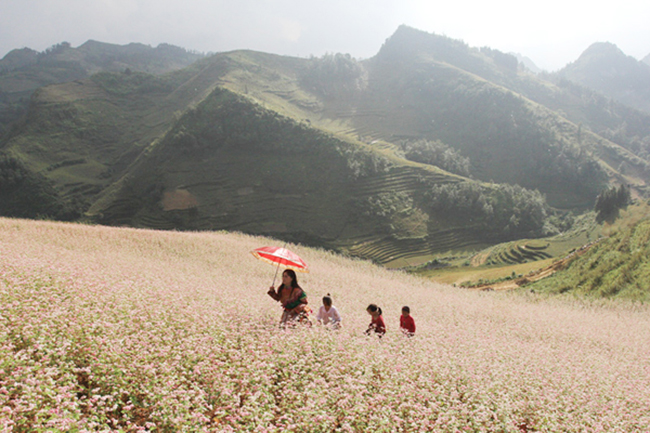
[424,181,553,239]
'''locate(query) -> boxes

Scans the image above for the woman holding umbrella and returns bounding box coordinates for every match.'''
[267,269,310,326]
[252,245,311,327]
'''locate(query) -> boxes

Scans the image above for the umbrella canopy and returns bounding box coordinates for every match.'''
[251,246,309,273]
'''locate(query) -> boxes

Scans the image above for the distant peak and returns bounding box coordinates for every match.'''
[393,24,424,35]
[566,41,645,72]
[79,39,102,48]
[0,47,39,70]
[510,52,543,73]
[387,25,460,45]
[644,53,650,66]
[579,42,626,60]
[1,47,38,60]
[377,25,469,62]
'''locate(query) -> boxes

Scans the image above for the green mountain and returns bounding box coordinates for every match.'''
[2,27,650,267]
[556,42,650,114]
[0,40,204,137]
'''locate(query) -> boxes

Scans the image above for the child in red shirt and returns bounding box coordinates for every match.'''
[400,306,416,337]
[365,304,386,337]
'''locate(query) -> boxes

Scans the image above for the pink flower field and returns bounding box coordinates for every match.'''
[1,217,649,432]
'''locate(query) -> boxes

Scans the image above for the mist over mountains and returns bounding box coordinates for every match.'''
[1,26,650,266]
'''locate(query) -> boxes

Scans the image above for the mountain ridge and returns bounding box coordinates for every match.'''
[2,27,650,267]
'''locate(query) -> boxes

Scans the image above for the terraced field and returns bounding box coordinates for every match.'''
[417,212,608,287]
[484,241,553,266]
[345,226,487,268]
[94,136,483,266]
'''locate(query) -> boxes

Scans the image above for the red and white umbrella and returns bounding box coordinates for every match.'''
[251,246,309,273]
[251,245,308,287]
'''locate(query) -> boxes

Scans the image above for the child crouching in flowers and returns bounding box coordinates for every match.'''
[316,294,342,329]
[267,269,311,327]
[365,304,386,337]
[399,305,416,337]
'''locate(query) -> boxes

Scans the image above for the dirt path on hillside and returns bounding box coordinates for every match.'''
[470,249,492,267]
[468,240,601,292]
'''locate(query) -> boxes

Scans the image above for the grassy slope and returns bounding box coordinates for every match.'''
[424,201,650,293]
[1,57,231,208]
[189,49,643,267]
[1,217,650,431]
[525,205,650,301]
[3,77,172,203]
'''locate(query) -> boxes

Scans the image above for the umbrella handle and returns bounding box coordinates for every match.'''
[270,242,289,288]
[271,261,281,287]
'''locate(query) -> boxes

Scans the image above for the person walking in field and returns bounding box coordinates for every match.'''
[399,305,416,337]
[267,269,310,327]
[316,294,342,329]
[365,304,386,337]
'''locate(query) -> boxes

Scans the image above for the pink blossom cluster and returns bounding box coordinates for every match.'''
[1,218,649,431]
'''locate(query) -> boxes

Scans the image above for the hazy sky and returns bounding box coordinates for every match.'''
[1,0,649,71]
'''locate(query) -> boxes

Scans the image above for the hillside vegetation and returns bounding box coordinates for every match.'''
[526,215,650,301]
[2,217,650,431]
[3,27,650,268]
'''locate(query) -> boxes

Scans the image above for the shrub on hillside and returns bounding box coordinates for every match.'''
[299,53,366,99]
[398,139,471,176]
[91,71,173,96]
[594,184,631,222]
[528,218,650,300]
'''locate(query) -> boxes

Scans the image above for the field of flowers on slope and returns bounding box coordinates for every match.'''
[1,218,649,432]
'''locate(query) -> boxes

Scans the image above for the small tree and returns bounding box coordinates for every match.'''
[595,184,630,221]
